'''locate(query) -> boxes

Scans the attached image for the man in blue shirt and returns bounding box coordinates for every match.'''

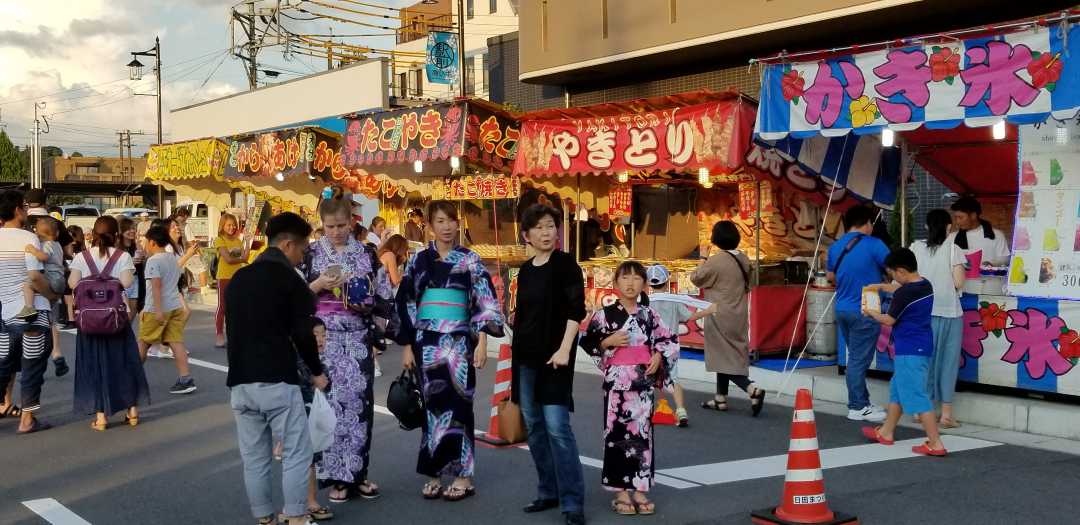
[862,248,947,457]
[827,205,890,422]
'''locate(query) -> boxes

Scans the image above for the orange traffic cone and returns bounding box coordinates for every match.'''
[477,344,514,445]
[652,398,677,426]
[751,389,858,525]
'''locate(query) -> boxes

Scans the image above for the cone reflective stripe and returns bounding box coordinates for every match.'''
[751,388,858,525]
[477,344,514,445]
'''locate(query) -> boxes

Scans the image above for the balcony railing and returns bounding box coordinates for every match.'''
[397,13,454,44]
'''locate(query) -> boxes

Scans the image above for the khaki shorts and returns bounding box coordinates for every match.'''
[139,308,187,344]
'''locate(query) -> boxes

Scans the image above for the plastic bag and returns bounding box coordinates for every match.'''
[308,389,337,453]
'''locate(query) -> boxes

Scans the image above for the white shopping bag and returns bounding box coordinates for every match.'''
[308,389,337,453]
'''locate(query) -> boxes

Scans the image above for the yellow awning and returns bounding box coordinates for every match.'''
[147,138,229,181]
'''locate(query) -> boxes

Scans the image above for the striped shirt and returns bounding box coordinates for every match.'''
[0,227,48,320]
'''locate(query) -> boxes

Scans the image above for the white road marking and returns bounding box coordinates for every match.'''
[659,435,1001,486]
[184,358,1002,491]
[22,498,92,525]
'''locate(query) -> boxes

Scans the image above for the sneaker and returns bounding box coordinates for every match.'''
[15,306,37,320]
[146,346,162,359]
[676,407,689,428]
[847,406,886,422]
[374,365,383,378]
[160,347,175,359]
[52,357,69,378]
[169,378,197,395]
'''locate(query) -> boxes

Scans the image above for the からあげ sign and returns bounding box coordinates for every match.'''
[147,138,229,181]
[432,175,521,201]
[224,128,339,180]
[755,22,1080,139]
[513,98,755,177]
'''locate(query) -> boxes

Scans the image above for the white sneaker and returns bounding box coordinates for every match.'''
[374,366,383,378]
[161,347,175,359]
[146,345,162,358]
[847,406,887,422]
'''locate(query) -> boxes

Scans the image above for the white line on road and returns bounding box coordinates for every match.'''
[659,435,1001,486]
[183,357,1002,491]
[22,499,92,525]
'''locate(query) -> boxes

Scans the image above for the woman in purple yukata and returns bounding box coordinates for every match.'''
[580,261,679,516]
[396,200,505,502]
[303,198,392,503]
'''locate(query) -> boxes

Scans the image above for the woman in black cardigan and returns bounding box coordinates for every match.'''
[511,204,588,525]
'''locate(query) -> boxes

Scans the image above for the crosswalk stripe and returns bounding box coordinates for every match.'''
[22,498,92,525]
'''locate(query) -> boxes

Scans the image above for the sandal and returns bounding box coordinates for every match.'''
[940,418,962,429]
[442,484,476,502]
[307,506,334,520]
[357,480,381,500]
[702,398,728,411]
[611,499,637,516]
[860,426,894,445]
[0,404,21,419]
[912,441,948,457]
[329,484,353,504]
[125,415,139,427]
[750,387,766,417]
[422,480,444,500]
[16,418,52,435]
[91,420,107,432]
[256,515,277,525]
[632,495,656,516]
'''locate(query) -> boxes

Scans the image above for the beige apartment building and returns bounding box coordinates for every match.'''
[44,156,147,184]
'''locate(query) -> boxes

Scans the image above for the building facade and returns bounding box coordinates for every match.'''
[45,156,146,185]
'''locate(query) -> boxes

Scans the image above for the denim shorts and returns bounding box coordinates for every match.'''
[889,355,932,414]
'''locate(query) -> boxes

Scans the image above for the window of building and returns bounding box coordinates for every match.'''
[489,0,497,14]
[74,165,100,174]
[412,69,423,96]
[481,54,489,93]
[397,72,408,98]
[467,0,474,19]
[464,56,476,96]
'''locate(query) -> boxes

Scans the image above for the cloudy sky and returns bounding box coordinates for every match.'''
[0,0,416,157]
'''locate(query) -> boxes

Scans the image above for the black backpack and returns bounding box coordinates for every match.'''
[387,368,424,431]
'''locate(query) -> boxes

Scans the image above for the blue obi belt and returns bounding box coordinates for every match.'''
[418,288,468,322]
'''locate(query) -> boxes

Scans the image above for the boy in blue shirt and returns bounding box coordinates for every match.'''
[862,248,947,457]
[827,205,891,422]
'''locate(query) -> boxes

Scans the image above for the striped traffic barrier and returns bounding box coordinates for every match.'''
[752,388,858,525]
[477,343,514,446]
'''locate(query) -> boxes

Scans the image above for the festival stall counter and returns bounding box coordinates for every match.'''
[754,15,1080,397]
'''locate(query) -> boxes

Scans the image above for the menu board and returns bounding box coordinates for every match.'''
[1008,121,1080,299]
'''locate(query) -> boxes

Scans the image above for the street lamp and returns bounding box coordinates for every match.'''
[128,36,163,209]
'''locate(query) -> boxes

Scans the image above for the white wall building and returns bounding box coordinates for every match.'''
[392,0,519,101]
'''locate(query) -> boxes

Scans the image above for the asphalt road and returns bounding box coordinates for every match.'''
[3,310,1080,524]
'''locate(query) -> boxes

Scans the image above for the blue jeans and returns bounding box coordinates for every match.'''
[837,310,880,410]
[518,366,585,514]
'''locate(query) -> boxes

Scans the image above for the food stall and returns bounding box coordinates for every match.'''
[753,15,1080,396]
[512,90,819,353]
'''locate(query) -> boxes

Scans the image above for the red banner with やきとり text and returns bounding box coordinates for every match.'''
[513,98,755,177]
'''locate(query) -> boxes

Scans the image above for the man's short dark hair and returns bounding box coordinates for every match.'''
[885,247,918,273]
[0,190,25,222]
[842,205,876,230]
[950,196,982,216]
[266,212,312,245]
[710,220,741,250]
[521,204,561,232]
[174,207,191,218]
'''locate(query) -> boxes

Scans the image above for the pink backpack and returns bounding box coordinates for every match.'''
[74,249,129,335]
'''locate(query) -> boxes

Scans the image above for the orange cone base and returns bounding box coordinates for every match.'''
[652,412,677,425]
[751,508,858,525]
[476,431,512,446]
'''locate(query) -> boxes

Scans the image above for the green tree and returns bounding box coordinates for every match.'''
[71,151,83,157]
[0,131,26,183]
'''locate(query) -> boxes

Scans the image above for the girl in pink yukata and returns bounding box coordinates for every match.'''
[580,261,679,516]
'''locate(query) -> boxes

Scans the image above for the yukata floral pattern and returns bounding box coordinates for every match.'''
[302,236,391,489]
[395,242,505,478]
[580,302,678,492]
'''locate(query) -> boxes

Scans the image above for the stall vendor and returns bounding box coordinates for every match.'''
[950,196,1010,267]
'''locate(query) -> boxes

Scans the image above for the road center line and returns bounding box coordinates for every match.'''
[22,498,92,525]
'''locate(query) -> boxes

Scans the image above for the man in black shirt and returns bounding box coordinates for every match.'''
[225,212,327,525]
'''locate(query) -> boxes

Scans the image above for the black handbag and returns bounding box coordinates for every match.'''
[387,368,425,431]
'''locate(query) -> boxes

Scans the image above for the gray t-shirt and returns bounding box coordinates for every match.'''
[649,296,691,338]
[42,240,65,282]
[144,252,183,313]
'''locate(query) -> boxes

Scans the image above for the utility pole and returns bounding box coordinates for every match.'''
[117,130,127,179]
[231,1,261,89]
[457,0,466,98]
[31,102,46,189]
[129,38,162,209]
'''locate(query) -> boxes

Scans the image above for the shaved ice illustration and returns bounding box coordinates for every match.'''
[1039,257,1056,284]
[1044,228,1060,252]
[1009,256,1028,284]
[1014,225,1031,250]
[1050,158,1063,186]
[1021,160,1038,186]
[1018,192,1036,218]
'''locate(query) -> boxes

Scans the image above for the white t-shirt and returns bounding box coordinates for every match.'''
[366,231,382,246]
[957,226,1011,266]
[910,236,966,318]
[0,227,49,320]
[69,247,136,281]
